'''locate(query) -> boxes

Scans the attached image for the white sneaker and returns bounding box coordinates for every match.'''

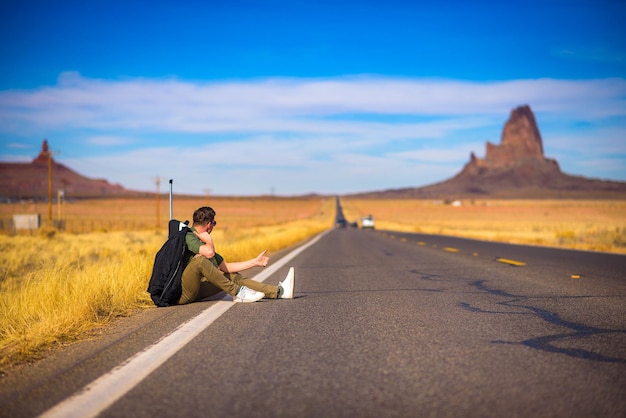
[278,267,295,299]
[234,286,265,303]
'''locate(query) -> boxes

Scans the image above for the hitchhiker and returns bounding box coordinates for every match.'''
[178,206,295,304]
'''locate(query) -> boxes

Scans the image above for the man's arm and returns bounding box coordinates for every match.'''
[219,250,268,273]
[194,230,216,258]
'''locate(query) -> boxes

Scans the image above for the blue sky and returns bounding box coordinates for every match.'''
[1,0,625,196]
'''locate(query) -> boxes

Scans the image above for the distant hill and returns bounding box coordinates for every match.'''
[353,105,626,199]
[0,140,148,199]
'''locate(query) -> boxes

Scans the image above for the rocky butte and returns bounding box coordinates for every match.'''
[0,140,140,199]
[453,105,563,191]
[358,105,626,199]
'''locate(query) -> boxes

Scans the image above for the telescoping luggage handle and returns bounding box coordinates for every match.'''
[168,179,189,237]
[169,179,173,220]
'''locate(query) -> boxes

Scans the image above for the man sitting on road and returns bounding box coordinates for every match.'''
[178,206,295,304]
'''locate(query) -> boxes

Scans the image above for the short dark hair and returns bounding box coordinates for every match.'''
[193,206,216,226]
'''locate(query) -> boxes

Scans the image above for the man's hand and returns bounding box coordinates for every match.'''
[255,250,269,267]
[194,230,211,243]
[219,250,270,273]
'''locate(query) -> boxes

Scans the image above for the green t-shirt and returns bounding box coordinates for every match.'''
[184,227,224,268]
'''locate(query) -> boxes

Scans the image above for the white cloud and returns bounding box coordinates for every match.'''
[388,142,486,163]
[2,74,625,134]
[544,126,626,158]
[2,73,625,195]
[87,135,135,146]
[6,142,32,149]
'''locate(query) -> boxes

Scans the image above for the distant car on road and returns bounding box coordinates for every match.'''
[361,215,375,229]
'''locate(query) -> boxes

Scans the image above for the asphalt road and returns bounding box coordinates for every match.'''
[2,227,625,418]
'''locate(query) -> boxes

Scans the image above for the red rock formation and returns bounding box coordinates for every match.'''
[472,105,548,168]
[453,105,564,187]
[32,139,51,164]
[0,140,142,199]
[490,105,544,163]
[353,105,626,198]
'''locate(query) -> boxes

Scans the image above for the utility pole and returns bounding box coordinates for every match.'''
[155,176,161,229]
[61,179,67,227]
[57,190,64,223]
[46,140,53,225]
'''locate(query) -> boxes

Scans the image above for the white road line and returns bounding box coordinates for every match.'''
[39,230,329,418]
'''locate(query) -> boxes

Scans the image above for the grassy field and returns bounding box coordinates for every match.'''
[0,197,334,367]
[342,198,626,254]
[0,195,330,233]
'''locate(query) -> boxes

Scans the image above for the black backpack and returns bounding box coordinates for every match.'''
[147,219,190,307]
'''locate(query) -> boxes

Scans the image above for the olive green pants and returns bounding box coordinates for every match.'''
[178,256,279,304]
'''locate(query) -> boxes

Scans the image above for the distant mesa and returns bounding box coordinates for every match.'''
[0,140,144,199]
[356,105,626,199]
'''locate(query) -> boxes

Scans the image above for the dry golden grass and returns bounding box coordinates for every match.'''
[342,198,626,254]
[0,197,334,366]
[0,196,329,233]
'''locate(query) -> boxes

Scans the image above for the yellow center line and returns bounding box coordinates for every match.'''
[443,247,460,253]
[496,257,526,266]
